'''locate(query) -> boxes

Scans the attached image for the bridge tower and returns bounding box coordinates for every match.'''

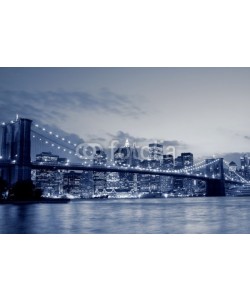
[1,118,32,185]
[206,158,226,197]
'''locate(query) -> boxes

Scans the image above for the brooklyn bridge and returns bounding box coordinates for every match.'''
[0,118,247,197]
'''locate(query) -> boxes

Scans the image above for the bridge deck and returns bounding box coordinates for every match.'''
[0,161,242,184]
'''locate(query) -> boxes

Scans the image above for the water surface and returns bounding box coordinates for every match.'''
[0,197,250,233]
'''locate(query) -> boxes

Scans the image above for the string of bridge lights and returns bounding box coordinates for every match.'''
[136,158,220,176]
[2,120,80,154]
[31,131,77,157]
[176,158,220,174]
[1,120,79,149]
[4,120,246,181]
[30,123,220,175]
[32,123,79,148]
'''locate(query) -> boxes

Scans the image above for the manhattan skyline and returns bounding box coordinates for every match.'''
[1,67,250,163]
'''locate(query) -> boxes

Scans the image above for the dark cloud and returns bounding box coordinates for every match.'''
[0,88,144,124]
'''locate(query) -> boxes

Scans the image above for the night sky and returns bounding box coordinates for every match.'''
[1,67,250,162]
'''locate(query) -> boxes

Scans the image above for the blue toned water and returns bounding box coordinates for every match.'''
[1,197,250,234]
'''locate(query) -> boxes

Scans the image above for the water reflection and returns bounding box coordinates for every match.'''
[1,197,250,233]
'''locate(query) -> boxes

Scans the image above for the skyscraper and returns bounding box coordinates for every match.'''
[93,149,107,166]
[162,154,174,170]
[81,171,94,198]
[149,143,163,161]
[240,155,250,179]
[63,171,81,195]
[175,156,183,169]
[93,149,107,194]
[113,140,137,193]
[181,152,194,167]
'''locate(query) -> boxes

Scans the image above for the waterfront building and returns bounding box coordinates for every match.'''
[93,171,106,194]
[106,172,120,191]
[63,171,82,195]
[33,152,67,196]
[81,171,94,198]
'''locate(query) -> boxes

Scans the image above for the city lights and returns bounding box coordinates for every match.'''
[0,117,249,199]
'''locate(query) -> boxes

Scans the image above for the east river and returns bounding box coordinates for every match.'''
[1,196,250,233]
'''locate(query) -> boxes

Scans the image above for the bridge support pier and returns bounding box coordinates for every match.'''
[1,118,32,185]
[10,165,31,185]
[205,158,226,197]
[206,179,226,197]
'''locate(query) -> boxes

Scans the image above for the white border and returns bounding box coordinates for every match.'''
[1,1,250,300]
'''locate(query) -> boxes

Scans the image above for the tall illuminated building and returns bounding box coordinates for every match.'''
[114,139,139,166]
[240,155,250,180]
[162,154,174,170]
[161,155,174,193]
[81,171,94,198]
[175,156,183,169]
[149,143,163,161]
[93,149,107,166]
[93,149,107,194]
[173,153,194,194]
[63,171,81,195]
[113,140,139,193]
[181,152,193,167]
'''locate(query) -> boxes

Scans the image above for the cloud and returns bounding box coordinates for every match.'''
[0,88,144,124]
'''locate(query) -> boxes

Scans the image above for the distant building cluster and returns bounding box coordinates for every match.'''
[31,139,249,198]
[30,140,219,198]
[1,117,248,199]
